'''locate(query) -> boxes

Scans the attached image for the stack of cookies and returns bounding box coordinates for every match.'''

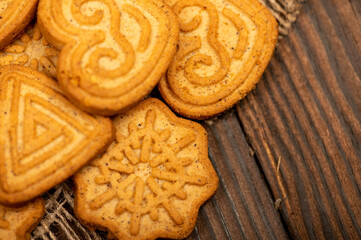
[0,0,278,239]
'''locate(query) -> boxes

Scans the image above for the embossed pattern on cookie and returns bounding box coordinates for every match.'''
[159,0,278,119]
[37,0,179,116]
[0,198,44,240]
[0,0,38,50]
[0,65,114,205]
[0,22,59,78]
[74,98,218,240]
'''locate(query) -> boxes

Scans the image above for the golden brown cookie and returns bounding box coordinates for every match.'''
[0,22,59,78]
[74,98,219,240]
[0,198,44,240]
[159,0,278,119]
[37,0,179,116]
[0,65,114,205]
[0,0,38,50]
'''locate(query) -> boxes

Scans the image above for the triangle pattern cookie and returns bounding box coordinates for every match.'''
[0,0,38,50]
[0,65,114,205]
[0,198,44,240]
[159,0,278,119]
[12,93,73,175]
[23,97,63,154]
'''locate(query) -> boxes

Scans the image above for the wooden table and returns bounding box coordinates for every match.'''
[191,0,361,239]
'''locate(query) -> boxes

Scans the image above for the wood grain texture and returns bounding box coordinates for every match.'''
[199,113,288,239]
[236,0,361,239]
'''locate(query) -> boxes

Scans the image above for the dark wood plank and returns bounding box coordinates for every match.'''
[193,113,288,239]
[236,0,361,239]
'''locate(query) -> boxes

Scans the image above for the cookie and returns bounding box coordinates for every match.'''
[158,0,278,119]
[37,0,179,116]
[0,22,59,78]
[0,65,114,205]
[0,0,38,50]
[74,98,219,240]
[0,198,44,240]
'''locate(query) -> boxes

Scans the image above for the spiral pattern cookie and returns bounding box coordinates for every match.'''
[37,0,179,116]
[0,65,114,205]
[159,0,278,119]
[74,98,219,240]
[0,198,44,240]
[0,0,38,50]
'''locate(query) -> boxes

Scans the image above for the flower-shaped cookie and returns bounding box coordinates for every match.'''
[0,22,59,78]
[74,98,218,239]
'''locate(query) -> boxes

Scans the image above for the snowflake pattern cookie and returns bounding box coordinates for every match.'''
[0,22,59,78]
[0,198,44,240]
[74,98,219,239]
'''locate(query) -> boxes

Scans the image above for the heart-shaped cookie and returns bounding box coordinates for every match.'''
[38,0,179,116]
[159,0,278,119]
